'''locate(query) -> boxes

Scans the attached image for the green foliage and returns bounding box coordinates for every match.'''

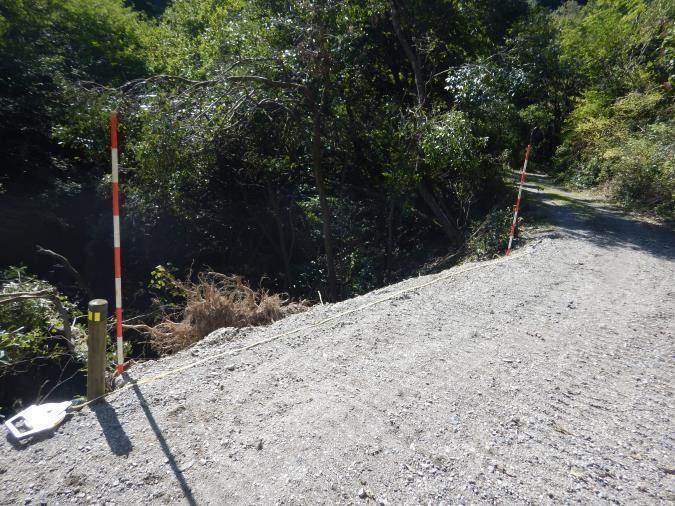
[445,63,521,142]
[519,104,555,134]
[149,264,172,291]
[465,207,515,260]
[1,0,547,312]
[148,263,186,306]
[421,112,485,174]
[554,0,674,216]
[603,120,674,215]
[0,267,84,378]
[4,0,672,409]
[558,0,674,93]
[103,0,539,301]
[420,110,490,210]
[0,0,149,182]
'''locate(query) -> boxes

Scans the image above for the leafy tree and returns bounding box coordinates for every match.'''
[554,0,674,215]
[0,0,151,307]
[2,0,596,411]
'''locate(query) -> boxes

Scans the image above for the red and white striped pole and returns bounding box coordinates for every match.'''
[506,144,531,256]
[110,112,124,374]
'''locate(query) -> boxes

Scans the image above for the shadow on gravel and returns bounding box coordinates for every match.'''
[92,401,132,456]
[522,173,675,261]
[4,427,58,449]
[123,373,197,506]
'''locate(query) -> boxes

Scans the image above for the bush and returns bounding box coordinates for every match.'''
[145,270,308,354]
[0,266,84,379]
[465,206,515,260]
[555,89,673,215]
[554,0,674,217]
[605,122,674,215]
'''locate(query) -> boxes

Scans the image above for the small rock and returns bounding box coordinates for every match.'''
[357,488,367,499]
[113,375,128,388]
[179,460,194,472]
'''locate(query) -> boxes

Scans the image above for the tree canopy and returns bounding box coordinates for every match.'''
[0,0,672,349]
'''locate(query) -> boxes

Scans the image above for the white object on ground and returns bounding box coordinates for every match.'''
[4,401,72,441]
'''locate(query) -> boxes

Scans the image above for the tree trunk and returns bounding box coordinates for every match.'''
[390,0,462,244]
[311,105,337,300]
[389,0,426,106]
[266,184,293,290]
[417,179,461,243]
[384,199,395,283]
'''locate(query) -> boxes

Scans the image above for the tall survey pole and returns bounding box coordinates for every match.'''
[506,144,531,256]
[110,112,124,374]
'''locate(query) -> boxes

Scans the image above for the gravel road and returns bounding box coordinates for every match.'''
[2,175,674,505]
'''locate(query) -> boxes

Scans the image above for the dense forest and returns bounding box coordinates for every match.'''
[1,0,673,413]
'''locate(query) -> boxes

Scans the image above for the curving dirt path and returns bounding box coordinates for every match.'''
[1,175,674,505]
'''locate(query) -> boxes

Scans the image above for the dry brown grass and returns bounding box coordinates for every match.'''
[140,272,307,354]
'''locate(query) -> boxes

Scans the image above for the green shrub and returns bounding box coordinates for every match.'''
[0,267,85,379]
[554,0,674,217]
[605,121,674,215]
[555,89,673,216]
[465,206,515,260]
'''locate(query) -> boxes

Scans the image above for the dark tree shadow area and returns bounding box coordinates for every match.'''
[520,173,675,261]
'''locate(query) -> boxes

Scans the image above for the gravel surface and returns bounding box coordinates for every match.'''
[2,175,674,505]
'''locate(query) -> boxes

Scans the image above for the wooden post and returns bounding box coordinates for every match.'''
[87,299,108,401]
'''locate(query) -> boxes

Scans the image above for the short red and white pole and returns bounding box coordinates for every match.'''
[506,144,531,256]
[110,112,124,375]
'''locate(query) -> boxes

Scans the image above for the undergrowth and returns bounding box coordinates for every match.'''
[142,271,308,354]
[465,206,515,260]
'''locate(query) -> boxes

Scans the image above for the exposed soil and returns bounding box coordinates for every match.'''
[1,175,674,505]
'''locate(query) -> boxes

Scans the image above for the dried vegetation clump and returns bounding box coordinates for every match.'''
[140,272,308,354]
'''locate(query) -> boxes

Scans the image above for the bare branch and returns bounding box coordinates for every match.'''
[122,323,155,334]
[36,356,81,404]
[0,289,54,304]
[223,75,305,91]
[36,245,92,300]
[0,288,74,351]
[389,0,426,106]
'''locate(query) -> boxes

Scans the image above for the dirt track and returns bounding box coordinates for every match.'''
[2,175,674,504]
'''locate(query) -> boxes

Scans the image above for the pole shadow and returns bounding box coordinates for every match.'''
[122,372,197,506]
[91,400,133,456]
